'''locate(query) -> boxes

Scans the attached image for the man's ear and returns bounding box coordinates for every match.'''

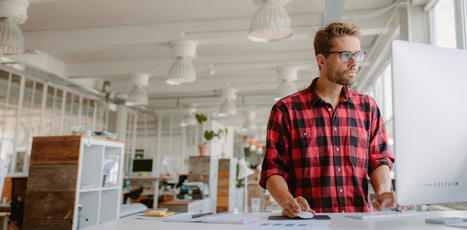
[316,53,326,70]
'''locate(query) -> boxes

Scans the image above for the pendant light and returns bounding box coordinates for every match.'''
[274,66,298,101]
[166,40,198,85]
[126,73,150,106]
[248,0,293,42]
[0,0,29,55]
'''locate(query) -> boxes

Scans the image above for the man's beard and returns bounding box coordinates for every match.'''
[327,68,358,86]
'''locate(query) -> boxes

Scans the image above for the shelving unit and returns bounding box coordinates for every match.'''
[23,135,125,230]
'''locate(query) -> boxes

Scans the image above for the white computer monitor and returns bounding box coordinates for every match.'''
[392,40,467,206]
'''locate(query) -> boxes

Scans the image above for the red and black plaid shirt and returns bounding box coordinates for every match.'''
[259,78,394,213]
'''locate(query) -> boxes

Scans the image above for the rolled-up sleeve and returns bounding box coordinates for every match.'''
[368,103,395,175]
[259,104,291,189]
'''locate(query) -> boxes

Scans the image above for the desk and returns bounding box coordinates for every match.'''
[84,211,467,230]
[123,177,175,208]
[124,177,161,208]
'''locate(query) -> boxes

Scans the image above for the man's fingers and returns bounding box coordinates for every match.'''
[377,192,396,208]
[373,200,382,211]
[282,209,292,218]
[289,199,301,213]
[296,196,311,211]
[283,201,300,217]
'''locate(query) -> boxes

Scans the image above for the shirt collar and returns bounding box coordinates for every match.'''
[307,77,354,106]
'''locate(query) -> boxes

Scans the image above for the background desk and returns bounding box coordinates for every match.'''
[85,211,467,230]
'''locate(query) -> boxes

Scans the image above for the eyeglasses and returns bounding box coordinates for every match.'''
[323,50,366,63]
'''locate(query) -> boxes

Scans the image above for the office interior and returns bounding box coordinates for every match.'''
[0,0,466,229]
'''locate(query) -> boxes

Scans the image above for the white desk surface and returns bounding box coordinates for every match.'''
[86,211,467,230]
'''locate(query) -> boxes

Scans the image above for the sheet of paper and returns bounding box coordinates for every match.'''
[245,218,331,230]
[198,213,266,224]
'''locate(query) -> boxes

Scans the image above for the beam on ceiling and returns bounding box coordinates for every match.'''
[24,9,389,54]
[354,9,400,91]
[66,51,319,78]
[322,0,346,26]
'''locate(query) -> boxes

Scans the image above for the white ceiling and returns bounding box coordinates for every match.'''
[21,0,400,130]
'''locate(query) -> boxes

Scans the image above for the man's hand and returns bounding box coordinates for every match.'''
[373,192,409,212]
[281,196,316,218]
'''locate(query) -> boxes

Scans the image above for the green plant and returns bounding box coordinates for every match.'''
[195,113,207,124]
[195,113,228,144]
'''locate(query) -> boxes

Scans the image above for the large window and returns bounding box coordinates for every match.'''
[431,0,459,48]
[0,68,110,175]
[362,63,393,147]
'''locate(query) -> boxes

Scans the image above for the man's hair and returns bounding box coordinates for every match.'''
[313,22,361,56]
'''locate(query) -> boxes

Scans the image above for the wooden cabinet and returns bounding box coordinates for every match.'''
[23,136,125,230]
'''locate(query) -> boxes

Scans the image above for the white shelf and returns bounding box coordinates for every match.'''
[78,191,100,228]
[102,186,119,191]
[99,189,119,224]
[81,145,104,189]
[76,137,124,230]
[80,187,101,193]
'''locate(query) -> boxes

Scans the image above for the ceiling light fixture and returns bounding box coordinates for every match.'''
[126,73,150,106]
[248,0,293,43]
[242,110,257,133]
[0,0,29,55]
[166,40,197,85]
[274,66,298,101]
[218,85,237,117]
[180,106,197,127]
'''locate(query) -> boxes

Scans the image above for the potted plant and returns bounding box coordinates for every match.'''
[195,113,228,156]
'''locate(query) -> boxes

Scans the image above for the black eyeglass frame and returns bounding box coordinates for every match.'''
[322,50,367,63]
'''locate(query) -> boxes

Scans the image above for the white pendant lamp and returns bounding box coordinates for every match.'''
[166,40,197,85]
[167,57,196,85]
[218,85,237,117]
[0,18,23,55]
[274,66,298,101]
[248,0,293,43]
[0,0,29,55]
[180,107,197,127]
[126,73,150,106]
[242,110,257,133]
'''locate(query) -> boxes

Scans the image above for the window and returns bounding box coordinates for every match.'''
[0,68,111,175]
[431,0,458,48]
[362,63,394,147]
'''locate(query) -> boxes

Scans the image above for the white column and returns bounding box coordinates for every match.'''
[10,75,25,174]
[59,89,67,135]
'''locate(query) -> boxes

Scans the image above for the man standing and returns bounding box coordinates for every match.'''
[259,22,400,217]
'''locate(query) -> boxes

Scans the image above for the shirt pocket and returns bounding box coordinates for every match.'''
[296,128,320,167]
[349,127,369,169]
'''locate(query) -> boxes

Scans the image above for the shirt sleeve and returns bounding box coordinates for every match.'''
[259,104,292,189]
[368,102,395,175]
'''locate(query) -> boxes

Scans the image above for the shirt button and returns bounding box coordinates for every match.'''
[337,168,341,172]
[328,108,332,112]
[334,127,337,131]
[339,188,343,193]
[336,147,340,151]
[303,132,307,136]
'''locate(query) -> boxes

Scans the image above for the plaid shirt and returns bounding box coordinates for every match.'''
[259,78,394,213]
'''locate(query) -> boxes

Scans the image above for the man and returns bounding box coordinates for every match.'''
[259,22,402,217]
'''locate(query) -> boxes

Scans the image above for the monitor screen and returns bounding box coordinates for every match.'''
[132,159,153,172]
[392,40,467,206]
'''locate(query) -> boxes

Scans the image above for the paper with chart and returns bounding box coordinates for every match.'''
[246,218,331,230]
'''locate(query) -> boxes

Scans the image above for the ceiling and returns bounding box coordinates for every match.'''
[20,0,404,133]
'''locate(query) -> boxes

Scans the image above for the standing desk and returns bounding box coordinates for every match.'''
[85,211,467,230]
